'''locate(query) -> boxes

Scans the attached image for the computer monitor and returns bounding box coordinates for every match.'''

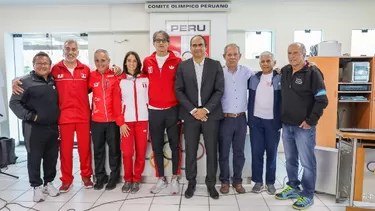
[342,62,370,83]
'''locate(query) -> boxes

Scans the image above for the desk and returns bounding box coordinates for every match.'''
[335,130,375,211]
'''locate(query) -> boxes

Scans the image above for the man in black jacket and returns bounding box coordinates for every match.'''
[175,35,224,199]
[275,43,328,210]
[9,52,60,203]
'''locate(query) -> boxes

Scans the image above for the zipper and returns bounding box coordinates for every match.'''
[133,79,139,121]
[101,74,109,121]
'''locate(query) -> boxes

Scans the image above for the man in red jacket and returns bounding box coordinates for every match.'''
[143,30,182,194]
[12,40,121,193]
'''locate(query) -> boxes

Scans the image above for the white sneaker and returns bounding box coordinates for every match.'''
[150,178,168,194]
[43,182,60,197]
[170,177,180,195]
[33,186,46,202]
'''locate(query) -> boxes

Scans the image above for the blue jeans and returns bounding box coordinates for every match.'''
[282,124,316,199]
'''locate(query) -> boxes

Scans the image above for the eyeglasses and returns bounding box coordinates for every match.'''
[154,39,168,43]
[35,63,50,66]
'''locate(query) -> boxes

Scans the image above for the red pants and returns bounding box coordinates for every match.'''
[121,121,148,182]
[59,122,92,184]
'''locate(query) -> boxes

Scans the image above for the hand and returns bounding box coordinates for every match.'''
[193,108,208,121]
[120,124,130,137]
[308,62,318,68]
[112,65,123,76]
[299,121,311,129]
[34,115,38,122]
[12,80,24,95]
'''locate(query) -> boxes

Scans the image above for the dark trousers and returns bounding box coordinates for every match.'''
[23,123,59,187]
[91,121,120,182]
[184,119,219,188]
[149,106,181,177]
[219,115,247,184]
[250,116,280,185]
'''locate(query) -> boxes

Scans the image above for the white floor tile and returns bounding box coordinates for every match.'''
[32,201,65,211]
[6,180,32,191]
[91,201,123,210]
[180,205,209,211]
[327,206,346,211]
[262,192,294,206]
[44,191,75,202]
[209,194,237,206]
[0,190,26,201]
[210,205,239,211]
[69,188,103,203]
[59,202,93,211]
[95,190,128,204]
[149,204,179,211]
[316,194,347,207]
[236,193,267,206]
[13,189,35,202]
[5,202,36,211]
[239,205,270,211]
[152,194,181,205]
[180,194,209,206]
[268,205,330,211]
[120,203,150,211]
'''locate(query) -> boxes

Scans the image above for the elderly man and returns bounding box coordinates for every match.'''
[247,51,281,195]
[219,43,253,194]
[275,42,328,210]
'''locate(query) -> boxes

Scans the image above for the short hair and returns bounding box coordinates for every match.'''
[190,35,207,46]
[123,51,142,76]
[153,30,170,42]
[32,51,52,66]
[259,51,275,61]
[223,43,241,56]
[94,49,110,60]
[64,39,78,47]
[289,42,306,56]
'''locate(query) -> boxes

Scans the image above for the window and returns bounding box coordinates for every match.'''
[351,29,375,56]
[294,30,322,56]
[245,31,273,59]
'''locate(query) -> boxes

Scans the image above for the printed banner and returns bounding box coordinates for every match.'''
[166,20,210,60]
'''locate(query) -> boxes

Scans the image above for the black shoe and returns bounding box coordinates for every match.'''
[94,177,108,190]
[131,182,140,194]
[122,182,132,193]
[105,178,118,190]
[207,187,219,199]
[184,184,195,199]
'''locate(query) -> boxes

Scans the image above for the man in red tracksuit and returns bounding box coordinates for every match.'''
[89,49,121,191]
[143,30,182,195]
[51,40,94,192]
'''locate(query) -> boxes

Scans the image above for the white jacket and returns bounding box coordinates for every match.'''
[119,74,149,122]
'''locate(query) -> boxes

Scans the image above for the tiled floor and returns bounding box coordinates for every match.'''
[0,146,374,211]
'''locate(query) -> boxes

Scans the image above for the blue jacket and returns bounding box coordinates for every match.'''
[247,70,282,129]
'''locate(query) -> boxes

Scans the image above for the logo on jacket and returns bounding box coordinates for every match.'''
[295,78,303,85]
[57,74,64,78]
[169,66,174,69]
[148,66,153,73]
[142,82,147,88]
[81,73,87,79]
[94,82,99,87]
[52,86,56,89]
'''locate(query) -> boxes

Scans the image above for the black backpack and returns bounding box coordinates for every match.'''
[0,137,18,168]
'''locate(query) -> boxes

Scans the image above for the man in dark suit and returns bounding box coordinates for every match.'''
[175,35,224,199]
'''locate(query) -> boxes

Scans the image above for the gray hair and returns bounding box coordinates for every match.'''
[94,49,110,60]
[223,43,241,56]
[152,30,170,43]
[64,39,78,47]
[289,42,306,56]
[259,51,275,61]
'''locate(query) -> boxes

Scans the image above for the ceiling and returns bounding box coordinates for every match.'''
[0,0,232,5]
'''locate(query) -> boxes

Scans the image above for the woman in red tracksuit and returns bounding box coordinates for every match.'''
[115,51,149,194]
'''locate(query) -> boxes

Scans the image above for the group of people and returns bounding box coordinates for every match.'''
[8,29,328,210]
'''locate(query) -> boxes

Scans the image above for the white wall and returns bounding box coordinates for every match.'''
[0,1,375,138]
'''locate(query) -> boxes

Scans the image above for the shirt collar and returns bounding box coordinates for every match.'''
[193,57,205,66]
[224,65,240,73]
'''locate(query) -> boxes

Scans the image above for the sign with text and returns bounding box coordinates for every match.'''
[145,2,231,13]
[166,20,210,60]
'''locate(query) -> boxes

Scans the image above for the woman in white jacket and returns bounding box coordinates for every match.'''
[114,51,149,194]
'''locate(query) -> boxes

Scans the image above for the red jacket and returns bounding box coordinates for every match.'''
[142,50,181,108]
[52,60,91,124]
[89,69,121,123]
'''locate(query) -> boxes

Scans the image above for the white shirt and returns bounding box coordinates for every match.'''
[194,58,205,107]
[156,53,169,70]
[254,73,274,119]
[63,62,76,76]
